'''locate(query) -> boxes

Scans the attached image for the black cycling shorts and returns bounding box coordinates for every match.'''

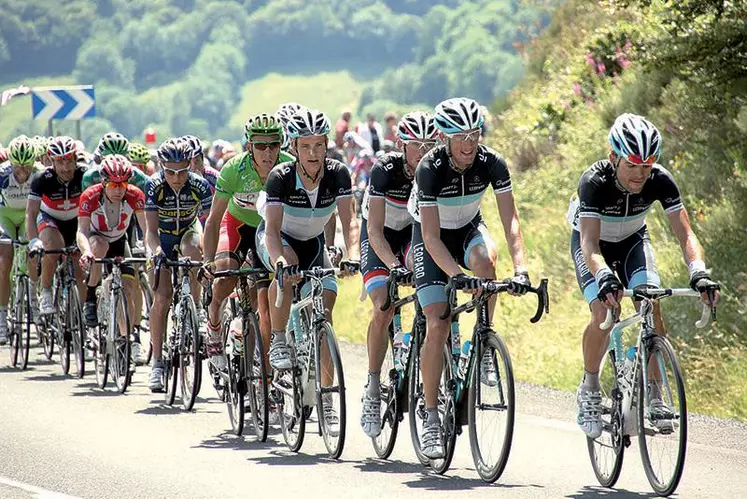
[360,217,412,294]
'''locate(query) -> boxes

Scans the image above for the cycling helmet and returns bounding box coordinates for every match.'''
[398,111,438,141]
[32,136,49,159]
[434,98,484,134]
[47,136,77,160]
[608,113,662,164]
[8,135,37,166]
[97,132,130,157]
[157,138,190,164]
[182,135,204,159]
[100,154,133,183]
[245,113,284,143]
[0,148,7,164]
[127,142,151,165]
[276,102,303,122]
[285,107,330,139]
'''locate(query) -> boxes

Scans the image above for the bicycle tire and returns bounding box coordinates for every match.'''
[245,311,269,442]
[110,291,131,394]
[41,315,55,360]
[430,344,457,475]
[279,367,306,452]
[587,348,625,488]
[164,333,178,405]
[8,280,20,368]
[407,326,429,466]
[58,286,71,376]
[139,273,154,366]
[315,322,346,459]
[468,331,515,482]
[94,323,109,389]
[69,286,85,378]
[638,335,687,497]
[179,296,200,411]
[372,328,399,459]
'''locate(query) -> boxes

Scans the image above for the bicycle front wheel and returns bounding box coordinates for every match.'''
[58,287,71,376]
[278,366,306,452]
[110,291,131,394]
[468,331,515,482]
[638,335,687,497]
[372,328,399,459]
[315,322,346,459]
[431,344,457,475]
[245,312,269,442]
[8,281,20,368]
[69,286,86,378]
[179,297,201,411]
[139,272,154,366]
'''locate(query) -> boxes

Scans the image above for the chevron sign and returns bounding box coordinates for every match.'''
[32,86,95,120]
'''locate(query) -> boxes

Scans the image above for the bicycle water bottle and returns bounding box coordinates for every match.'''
[226,317,243,357]
[399,333,411,373]
[458,340,472,379]
[290,308,303,344]
[622,345,638,436]
[392,316,405,372]
[451,320,461,359]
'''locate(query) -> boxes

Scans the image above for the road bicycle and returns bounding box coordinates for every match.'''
[1,238,33,370]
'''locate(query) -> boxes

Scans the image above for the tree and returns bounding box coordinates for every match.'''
[73,38,136,90]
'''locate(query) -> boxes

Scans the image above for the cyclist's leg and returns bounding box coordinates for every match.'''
[149,235,176,364]
[83,234,110,327]
[179,221,203,307]
[623,227,665,334]
[38,213,65,313]
[463,219,498,319]
[0,215,18,342]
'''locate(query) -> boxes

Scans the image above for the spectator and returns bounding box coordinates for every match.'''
[383,111,398,143]
[356,112,384,153]
[335,110,352,149]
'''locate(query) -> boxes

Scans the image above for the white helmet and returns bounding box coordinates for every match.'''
[285,106,330,139]
[276,102,304,123]
[608,113,662,164]
[397,111,438,141]
[434,98,484,134]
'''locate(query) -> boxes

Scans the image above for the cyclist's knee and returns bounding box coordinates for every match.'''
[40,228,62,248]
[468,244,496,279]
[589,300,609,331]
[423,305,449,340]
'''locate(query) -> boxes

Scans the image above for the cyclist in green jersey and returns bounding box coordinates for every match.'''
[202,114,294,371]
[0,136,43,343]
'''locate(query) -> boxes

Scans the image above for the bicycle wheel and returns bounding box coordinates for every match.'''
[638,335,687,497]
[245,312,269,442]
[407,328,429,466]
[226,337,245,435]
[315,322,346,459]
[69,286,86,378]
[468,331,515,482]
[8,282,19,368]
[94,324,109,389]
[372,328,399,459]
[179,297,201,411]
[431,344,457,475]
[139,273,154,365]
[58,286,71,376]
[40,314,55,360]
[164,330,179,405]
[587,348,625,488]
[110,291,131,394]
[278,366,306,452]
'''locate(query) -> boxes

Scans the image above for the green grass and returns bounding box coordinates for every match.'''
[0,75,76,144]
[229,70,364,129]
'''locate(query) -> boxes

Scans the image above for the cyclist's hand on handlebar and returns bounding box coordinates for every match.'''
[79,251,94,272]
[327,246,343,267]
[690,271,720,306]
[508,271,531,296]
[452,273,482,294]
[389,264,413,285]
[281,263,302,283]
[339,259,360,277]
[198,261,215,282]
[596,269,623,309]
[29,237,44,255]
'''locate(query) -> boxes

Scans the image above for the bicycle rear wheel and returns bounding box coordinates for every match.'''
[468,331,515,482]
[278,367,305,452]
[110,291,131,393]
[179,297,201,411]
[430,344,457,475]
[8,282,19,368]
[638,335,687,497]
[164,333,178,406]
[69,286,86,378]
[372,329,399,459]
[245,312,269,442]
[316,322,346,459]
[407,329,429,466]
[94,324,109,389]
[41,315,55,360]
[587,348,625,488]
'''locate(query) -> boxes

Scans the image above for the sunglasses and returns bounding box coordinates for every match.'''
[625,154,657,166]
[105,181,129,189]
[408,140,437,152]
[252,142,281,151]
[51,154,77,161]
[450,129,481,143]
[163,166,189,176]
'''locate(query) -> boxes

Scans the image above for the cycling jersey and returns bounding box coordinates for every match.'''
[144,171,212,236]
[361,152,413,231]
[0,162,42,211]
[215,150,295,228]
[79,184,145,243]
[82,166,149,193]
[202,165,219,190]
[259,158,352,241]
[28,165,88,221]
[407,144,512,229]
[568,160,684,243]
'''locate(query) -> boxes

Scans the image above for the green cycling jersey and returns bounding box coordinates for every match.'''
[82,165,149,192]
[215,150,294,227]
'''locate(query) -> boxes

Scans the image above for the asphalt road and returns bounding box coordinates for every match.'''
[1,341,746,499]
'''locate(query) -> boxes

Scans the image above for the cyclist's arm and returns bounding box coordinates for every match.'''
[337,195,359,260]
[135,210,147,241]
[25,199,41,241]
[203,195,229,263]
[144,211,161,256]
[420,205,461,278]
[367,197,398,268]
[667,208,705,269]
[265,204,286,267]
[579,217,608,276]
[76,217,93,256]
[495,190,528,273]
[324,210,337,246]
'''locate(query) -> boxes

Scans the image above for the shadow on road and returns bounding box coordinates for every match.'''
[193,431,280,451]
[23,373,69,382]
[354,458,427,475]
[403,473,544,491]
[250,449,346,467]
[133,398,222,416]
[566,486,658,498]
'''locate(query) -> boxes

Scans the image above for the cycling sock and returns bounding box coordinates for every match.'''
[271,330,286,345]
[86,285,97,303]
[153,358,163,368]
[366,371,380,398]
[582,370,600,391]
[426,407,440,426]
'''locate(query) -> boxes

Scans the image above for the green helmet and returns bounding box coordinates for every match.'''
[244,113,284,143]
[31,136,49,159]
[8,135,36,166]
[97,132,129,157]
[128,142,151,165]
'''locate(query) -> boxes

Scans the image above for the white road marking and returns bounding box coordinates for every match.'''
[0,475,82,499]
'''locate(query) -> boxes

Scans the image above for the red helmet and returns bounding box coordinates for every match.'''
[100,154,133,183]
[0,148,8,163]
[47,136,77,160]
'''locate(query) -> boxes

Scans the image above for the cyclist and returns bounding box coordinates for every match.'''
[26,136,89,316]
[255,108,359,410]
[359,112,438,437]
[183,135,219,227]
[128,142,156,175]
[202,114,295,371]
[0,136,43,344]
[91,132,130,166]
[407,98,531,459]
[276,102,303,154]
[32,136,51,167]
[144,138,212,392]
[569,113,721,438]
[77,155,147,367]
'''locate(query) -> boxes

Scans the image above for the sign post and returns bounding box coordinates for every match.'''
[31,85,96,139]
